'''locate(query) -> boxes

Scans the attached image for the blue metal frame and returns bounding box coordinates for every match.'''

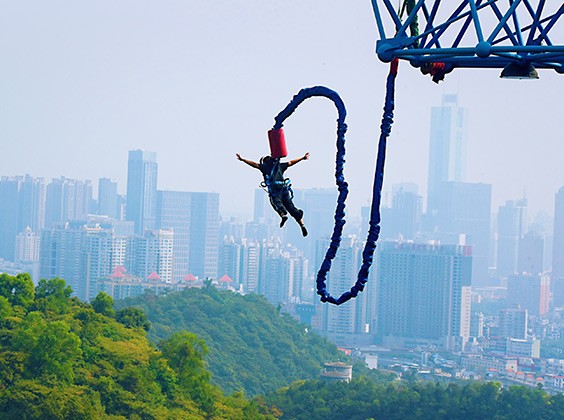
[371,0,564,73]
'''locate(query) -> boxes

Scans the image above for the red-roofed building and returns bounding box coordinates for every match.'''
[147,272,161,281]
[114,265,127,273]
[183,273,197,282]
[110,269,126,279]
[219,274,232,283]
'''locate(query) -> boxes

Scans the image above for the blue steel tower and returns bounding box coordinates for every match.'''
[126,150,158,235]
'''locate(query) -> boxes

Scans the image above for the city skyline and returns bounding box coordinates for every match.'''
[0,1,562,220]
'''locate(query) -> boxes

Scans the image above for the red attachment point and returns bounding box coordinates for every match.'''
[268,128,288,158]
[390,58,399,75]
[421,62,450,83]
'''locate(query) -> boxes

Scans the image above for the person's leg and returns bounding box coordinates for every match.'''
[269,194,288,227]
[281,190,308,236]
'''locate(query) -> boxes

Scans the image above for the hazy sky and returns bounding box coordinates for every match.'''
[1,1,562,220]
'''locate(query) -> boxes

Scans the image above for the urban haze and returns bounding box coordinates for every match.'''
[1,0,564,410]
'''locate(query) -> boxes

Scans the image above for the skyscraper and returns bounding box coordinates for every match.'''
[156,190,191,282]
[498,307,528,340]
[40,220,126,301]
[219,237,241,286]
[127,229,174,284]
[435,181,492,286]
[259,243,308,304]
[126,150,158,235]
[292,188,338,263]
[552,186,564,279]
[381,183,423,240]
[316,236,371,346]
[40,222,85,297]
[518,230,544,275]
[0,175,46,261]
[15,227,40,263]
[188,192,219,279]
[376,241,472,351]
[98,177,119,219]
[507,274,550,317]
[427,94,467,215]
[497,198,527,278]
[45,177,92,229]
[240,239,260,293]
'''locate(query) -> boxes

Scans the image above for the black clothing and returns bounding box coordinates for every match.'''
[259,160,289,194]
[269,188,302,221]
[259,160,303,222]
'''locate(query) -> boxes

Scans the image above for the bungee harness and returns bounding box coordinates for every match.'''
[259,158,293,198]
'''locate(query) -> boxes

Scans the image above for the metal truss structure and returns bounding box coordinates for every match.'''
[370,0,564,75]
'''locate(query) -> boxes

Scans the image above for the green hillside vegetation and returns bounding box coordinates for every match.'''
[261,379,564,420]
[0,273,273,419]
[115,285,352,396]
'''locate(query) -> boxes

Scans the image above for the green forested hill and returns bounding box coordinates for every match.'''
[116,286,349,396]
[0,273,272,419]
[262,379,564,420]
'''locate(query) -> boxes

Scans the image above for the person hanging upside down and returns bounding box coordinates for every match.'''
[236,152,309,237]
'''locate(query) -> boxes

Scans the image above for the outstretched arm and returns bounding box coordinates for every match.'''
[236,153,260,169]
[287,152,310,167]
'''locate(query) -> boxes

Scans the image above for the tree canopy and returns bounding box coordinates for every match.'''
[261,379,564,420]
[0,274,273,419]
[116,287,349,396]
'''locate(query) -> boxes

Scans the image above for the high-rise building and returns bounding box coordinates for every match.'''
[376,241,472,351]
[126,150,158,235]
[380,183,422,240]
[259,243,308,305]
[507,274,550,317]
[98,178,119,219]
[553,187,564,279]
[127,229,174,284]
[82,225,118,300]
[219,237,241,286]
[518,230,544,275]
[497,198,527,277]
[498,307,528,340]
[39,220,125,301]
[261,253,292,305]
[553,278,564,309]
[315,236,372,346]
[435,181,492,286]
[220,217,246,243]
[40,222,85,298]
[254,188,275,224]
[470,311,484,338]
[188,192,219,280]
[156,190,191,282]
[427,94,467,215]
[246,189,279,242]
[240,239,260,293]
[292,188,338,263]
[45,177,93,229]
[15,227,40,263]
[0,175,46,261]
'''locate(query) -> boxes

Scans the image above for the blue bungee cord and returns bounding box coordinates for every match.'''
[272,60,398,305]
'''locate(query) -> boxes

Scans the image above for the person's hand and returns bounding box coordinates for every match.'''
[236,153,242,161]
[303,152,310,160]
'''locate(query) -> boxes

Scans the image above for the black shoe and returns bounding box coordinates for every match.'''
[301,225,308,237]
[280,216,288,228]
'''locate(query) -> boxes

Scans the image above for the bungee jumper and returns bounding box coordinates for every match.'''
[236,152,309,237]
